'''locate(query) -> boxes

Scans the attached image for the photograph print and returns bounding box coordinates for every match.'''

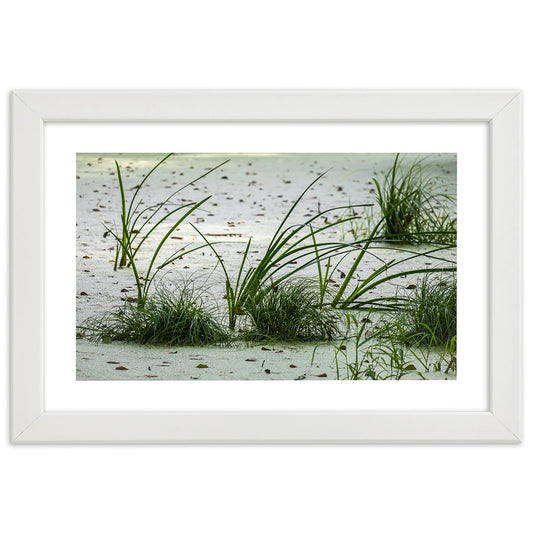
[76,152,457,381]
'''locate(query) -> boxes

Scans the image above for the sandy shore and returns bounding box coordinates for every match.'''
[76,153,456,380]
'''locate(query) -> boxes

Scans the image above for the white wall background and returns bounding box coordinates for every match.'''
[1,1,529,532]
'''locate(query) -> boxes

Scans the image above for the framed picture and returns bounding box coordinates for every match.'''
[10,90,522,443]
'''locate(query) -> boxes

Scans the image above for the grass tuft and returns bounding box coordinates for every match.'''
[80,286,229,346]
[392,274,457,345]
[242,279,341,342]
[373,154,456,244]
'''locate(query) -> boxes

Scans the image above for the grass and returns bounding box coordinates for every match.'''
[311,226,339,306]
[192,169,455,327]
[242,279,340,342]
[431,213,457,244]
[313,155,457,311]
[193,171,368,329]
[335,273,458,378]
[327,238,456,311]
[113,153,172,270]
[373,154,456,244]
[338,204,375,242]
[79,285,229,346]
[392,274,457,346]
[330,313,419,380]
[330,309,456,379]
[311,158,457,312]
[107,153,228,307]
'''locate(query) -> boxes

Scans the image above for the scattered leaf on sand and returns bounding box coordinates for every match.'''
[315,373,327,378]
[245,358,257,362]
[106,361,120,364]
[196,364,208,368]
[406,284,417,290]
[190,376,200,379]
[261,347,272,351]
[80,291,88,296]
[115,366,128,370]
[144,375,158,378]
[290,364,297,368]
[264,369,271,374]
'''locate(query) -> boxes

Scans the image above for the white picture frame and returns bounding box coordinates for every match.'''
[10,90,522,443]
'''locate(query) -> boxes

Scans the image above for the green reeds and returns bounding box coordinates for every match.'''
[106,153,228,307]
[192,169,455,325]
[331,274,457,379]
[193,171,369,329]
[329,240,456,311]
[373,154,456,244]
